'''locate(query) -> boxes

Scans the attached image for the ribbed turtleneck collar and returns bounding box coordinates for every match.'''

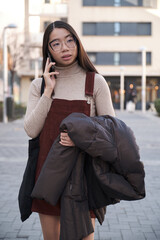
[55,61,82,78]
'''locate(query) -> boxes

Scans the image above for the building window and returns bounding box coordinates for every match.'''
[60,17,68,23]
[87,52,151,65]
[83,0,96,5]
[87,53,96,64]
[121,0,143,6]
[97,52,114,65]
[83,22,151,36]
[146,52,151,65]
[83,0,154,7]
[120,52,140,65]
[114,22,120,35]
[83,23,96,35]
[114,0,121,6]
[121,22,151,35]
[114,53,120,65]
[44,21,51,31]
[137,23,151,35]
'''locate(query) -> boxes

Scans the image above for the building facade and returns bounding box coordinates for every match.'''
[2,0,160,109]
[68,0,160,109]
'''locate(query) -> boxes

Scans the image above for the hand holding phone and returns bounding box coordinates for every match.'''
[43,51,59,97]
[48,51,57,79]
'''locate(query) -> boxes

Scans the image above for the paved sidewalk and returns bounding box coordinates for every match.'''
[0,111,160,240]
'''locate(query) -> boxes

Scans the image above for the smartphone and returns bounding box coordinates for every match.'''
[48,51,57,78]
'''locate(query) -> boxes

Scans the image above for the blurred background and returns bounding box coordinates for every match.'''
[0,0,160,121]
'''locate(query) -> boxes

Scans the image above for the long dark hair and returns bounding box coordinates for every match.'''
[42,21,98,73]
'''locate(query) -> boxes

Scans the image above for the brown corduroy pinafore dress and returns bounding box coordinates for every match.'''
[32,72,95,218]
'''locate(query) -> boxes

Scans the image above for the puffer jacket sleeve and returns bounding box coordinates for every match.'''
[31,137,80,205]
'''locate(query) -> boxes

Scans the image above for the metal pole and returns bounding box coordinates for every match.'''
[2,24,17,123]
[3,28,8,123]
[120,67,125,111]
[24,0,29,43]
[141,47,146,113]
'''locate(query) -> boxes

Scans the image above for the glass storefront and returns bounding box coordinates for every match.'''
[107,77,120,109]
[106,76,160,110]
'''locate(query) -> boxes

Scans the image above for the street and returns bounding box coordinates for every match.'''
[0,110,160,240]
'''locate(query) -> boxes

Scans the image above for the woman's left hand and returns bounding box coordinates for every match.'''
[60,132,75,147]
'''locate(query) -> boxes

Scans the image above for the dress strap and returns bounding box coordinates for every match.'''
[85,72,95,97]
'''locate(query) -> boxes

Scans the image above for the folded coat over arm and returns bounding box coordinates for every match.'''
[60,113,145,201]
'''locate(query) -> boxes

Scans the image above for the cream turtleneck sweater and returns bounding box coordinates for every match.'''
[24,61,115,138]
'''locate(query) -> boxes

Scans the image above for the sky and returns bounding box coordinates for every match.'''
[0,0,24,33]
[0,0,44,36]
[0,0,68,36]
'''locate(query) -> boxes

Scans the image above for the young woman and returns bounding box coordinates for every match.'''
[24,21,115,240]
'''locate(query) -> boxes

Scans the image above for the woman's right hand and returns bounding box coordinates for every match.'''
[43,58,59,98]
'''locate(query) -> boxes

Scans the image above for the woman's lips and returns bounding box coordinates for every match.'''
[62,55,72,61]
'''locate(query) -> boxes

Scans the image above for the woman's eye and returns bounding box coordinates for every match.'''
[67,38,74,43]
[53,42,60,47]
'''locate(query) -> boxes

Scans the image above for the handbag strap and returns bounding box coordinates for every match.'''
[41,76,45,96]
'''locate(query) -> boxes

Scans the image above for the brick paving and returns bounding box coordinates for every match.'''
[0,110,160,240]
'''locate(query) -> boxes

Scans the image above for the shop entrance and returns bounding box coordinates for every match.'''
[106,77,120,109]
[105,76,160,110]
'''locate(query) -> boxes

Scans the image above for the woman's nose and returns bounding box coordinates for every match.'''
[61,41,69,51]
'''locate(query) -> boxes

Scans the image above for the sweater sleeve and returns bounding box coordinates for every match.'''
[24,78,53,138]
[94,74,115,117]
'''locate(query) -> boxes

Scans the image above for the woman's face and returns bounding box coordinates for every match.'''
[48,28,78,67]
